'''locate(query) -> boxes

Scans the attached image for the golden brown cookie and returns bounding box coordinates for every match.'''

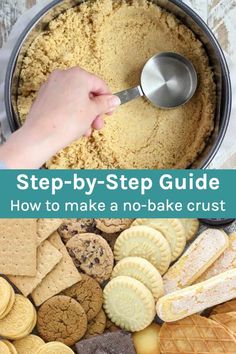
[66,233,114,283]
[84,309,106,339]
[13,335,45,354]
[95,219,133,233]
[211,298,236,315]
[0,341,11,354]
[62,274,103,321]
[1,340,17,354]
[36,342,74,354]
[37,295,87,346]
[58,219,99,243]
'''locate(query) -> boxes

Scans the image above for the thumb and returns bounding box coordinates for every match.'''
[91,94,121,115]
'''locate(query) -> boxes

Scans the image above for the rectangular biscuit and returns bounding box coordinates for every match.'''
[37,219,62,245]
[8,240,62,296]
[31,232,81,306]
[156,269,236,322]
[0,219,37,276]
[163,228,229,294]
[196,232,236,283]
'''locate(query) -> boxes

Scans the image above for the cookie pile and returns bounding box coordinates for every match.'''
[2,218,236,354]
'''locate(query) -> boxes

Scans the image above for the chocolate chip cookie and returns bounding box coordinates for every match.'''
[66,234,114,283]
[58,219,99,243]
[62,274,103,321]
[37,295,87,346]
[95,219,133,233]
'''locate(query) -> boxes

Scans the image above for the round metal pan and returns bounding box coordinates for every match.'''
[4,0,232,169]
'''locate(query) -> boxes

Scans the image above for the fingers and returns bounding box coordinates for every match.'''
[92,116,104,130]
[91,94,121,116]
[90,74,112,95]
[83,127,92,137]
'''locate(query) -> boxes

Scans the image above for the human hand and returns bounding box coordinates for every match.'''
[0,67,120,168]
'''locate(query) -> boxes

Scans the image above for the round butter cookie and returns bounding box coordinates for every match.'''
[36,342,74,354]
[132,323,161,354]
[132,219,186,261]
[112,257,164,300]
[13,335,45,354]
[62,274,103,321]
[103,276,156,332]
[1,340,17,354]
[0,295,35,340]
[0,284,15,320]
[0,341,12,354]
[37,295,87,346]
[95,219,133,233]
[0,278,14,319]
[66,233,114,283]
[114,226,171,274]
[180,219,199,241]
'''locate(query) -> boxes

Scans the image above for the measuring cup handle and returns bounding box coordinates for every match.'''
[115,86,143,105]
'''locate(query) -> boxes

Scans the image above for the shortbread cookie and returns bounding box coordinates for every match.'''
[197,232,236,283]
[104,276,156,332]
[112,257,164,300]
[31,232,81,306]
[1,340,17,354]
[156,269,236,322]
[37,295,87,346]
[180,219,199,241]
[132,219,186,261]
[58,219,99,243]
[160,314,236,353]
[96,219,133,233]
[0,278,15,319]
[84,309,106,338]
[0,219,37,276]
[37,219,62,245]
[211,298,236,315]
[163,228,229,294]
[8,240,62,296]
[66,233,114,283]
[36,342,74,354]
[114,226,171,274]
[62,274,103,321]
[132,323,161,354]
[13,335,45,354]
[210,312,236,337]
[0,295,36,340]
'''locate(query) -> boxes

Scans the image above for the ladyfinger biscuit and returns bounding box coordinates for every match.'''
[163,228,228,294]
[196,232,236,283]
[156,269,236,322]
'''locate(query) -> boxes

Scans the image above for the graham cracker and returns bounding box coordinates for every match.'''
[31,232,81,306]
[8,240,62,297]
[37,219,62,245]
[0,219,37,276]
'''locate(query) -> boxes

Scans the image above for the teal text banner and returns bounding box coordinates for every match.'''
[0,169,235,218]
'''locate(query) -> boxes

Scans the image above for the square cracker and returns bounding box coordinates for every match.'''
[37,219,62,245]
[31,232,81,306]
[8,240,62,296]
[0,219,37,276]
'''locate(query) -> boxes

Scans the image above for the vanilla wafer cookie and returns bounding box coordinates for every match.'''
[0,341,11,354]
[0,278,15,319]
[210,312,236,337]
[36,342,74,354]
[114,226,171,274]
[0,295,36,340]
[180,219,199,241]
[0,285,15,320]
[211,299,236,315]
[132,219,186,261]
[104,276,156,332]
[14,335,45,354]
[1,340,17,354]
[163,228,229,294]
[197,232,236,283]
[160,314,236,353]
[112,257,164,300]
[157,269,236,322]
